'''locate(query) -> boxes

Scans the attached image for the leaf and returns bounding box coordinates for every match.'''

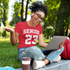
[68,16,70,22]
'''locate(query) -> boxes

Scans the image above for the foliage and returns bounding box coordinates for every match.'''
[5,20,9,26]
[54,0,70,36]
[0,27,3,37]
[13,1,21,17]
[44,0,61,26]
[9,0,36,25]
[1,0,70,36]
[0,0,9,26]
[9,1,21,26]
[0,3,3,26]
[43,26,55,38]
[1,29,10,38]
[43,0,70,36]
[43,0,61,36]
[2,30,6,38]
[9,11,21,26]
[0,26,14,38]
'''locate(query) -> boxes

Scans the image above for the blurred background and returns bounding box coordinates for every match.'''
[0,0,70,38]
[0,0,70,68]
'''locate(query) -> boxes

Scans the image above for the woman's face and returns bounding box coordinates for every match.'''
[32,10,45,26]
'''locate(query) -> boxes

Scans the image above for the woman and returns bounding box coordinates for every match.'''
[4,2,64,69]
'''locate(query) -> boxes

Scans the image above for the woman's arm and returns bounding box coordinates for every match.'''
[38,34,64,49]
[4,27,19,46]
[10,31,19,46]
[38,34,48,48]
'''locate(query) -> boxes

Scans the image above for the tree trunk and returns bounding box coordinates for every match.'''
[54,0,70,36]
[3,9,6,26]
[21,0,24,21]
[65,0,70,36]
[21,0,29,21]
[25,0,29,20]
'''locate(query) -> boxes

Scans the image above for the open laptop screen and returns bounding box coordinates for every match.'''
[43,36,68,51]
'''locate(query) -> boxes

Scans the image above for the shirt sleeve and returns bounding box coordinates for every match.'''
[14,22,20,33]
[39,25,43,34]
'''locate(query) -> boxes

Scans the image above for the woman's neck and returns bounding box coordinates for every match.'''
[27,19,36,27]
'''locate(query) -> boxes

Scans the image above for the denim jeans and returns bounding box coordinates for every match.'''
[18,46,64,63]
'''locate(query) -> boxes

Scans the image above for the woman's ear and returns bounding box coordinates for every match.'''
[32,14,34,16]
[32,12,34,16]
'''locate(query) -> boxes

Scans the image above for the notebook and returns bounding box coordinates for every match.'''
[43,36,68,51]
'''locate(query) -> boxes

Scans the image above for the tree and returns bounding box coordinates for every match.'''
[9,1,21,26]
[44,0,70,36]
[0,0,9,38]
[1,0,9,26]
[54,0,70,36]
[43,0,61,36]
[0,1,3,26]
[10,11,21,26]
[21,0,30,21]
[10,0,36,26]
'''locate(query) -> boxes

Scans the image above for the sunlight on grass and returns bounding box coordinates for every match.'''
[36,38,51,43]
[0,38,10,42]
[0,37,50,68]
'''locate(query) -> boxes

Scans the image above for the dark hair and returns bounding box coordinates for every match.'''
[29,2,48,17]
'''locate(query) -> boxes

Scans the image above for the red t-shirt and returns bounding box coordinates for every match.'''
[14,21,42,49]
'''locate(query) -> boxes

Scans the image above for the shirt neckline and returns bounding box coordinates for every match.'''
[26,21,37,28]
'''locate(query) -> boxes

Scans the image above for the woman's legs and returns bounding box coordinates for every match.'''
[18,46,64,69]
[18,47,28,61]
[33,46,64,69]
[18,46,46,61]
[45,46,64,63]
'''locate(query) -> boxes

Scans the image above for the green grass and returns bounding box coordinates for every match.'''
[0,38,50,68]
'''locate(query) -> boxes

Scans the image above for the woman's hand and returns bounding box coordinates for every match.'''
[4,27,14,33]
[58,42,64,51]
[4,27,18,46]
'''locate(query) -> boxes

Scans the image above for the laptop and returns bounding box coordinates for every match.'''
[43,36,68,51]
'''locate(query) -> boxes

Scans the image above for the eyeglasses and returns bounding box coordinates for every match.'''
[35,13,44,21]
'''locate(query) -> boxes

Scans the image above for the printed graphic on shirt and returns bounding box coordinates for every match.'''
[14,22,42,48]
[25,35,38,44]
[23,29,39,45]
[23,29,39,34]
